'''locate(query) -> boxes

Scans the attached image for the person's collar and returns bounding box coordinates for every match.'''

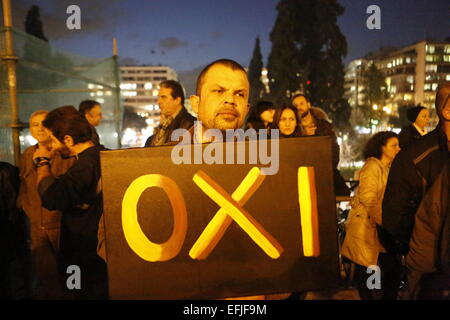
[75,143,98,159]
[412,123,427,136]
[171,106,183,120]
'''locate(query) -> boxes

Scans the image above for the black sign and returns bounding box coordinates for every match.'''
[100,136,340,299]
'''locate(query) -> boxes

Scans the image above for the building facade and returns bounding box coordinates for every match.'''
[119,65,178,146]
[345,40,450,128]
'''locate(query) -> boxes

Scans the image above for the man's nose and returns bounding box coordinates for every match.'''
[224,91,236,105]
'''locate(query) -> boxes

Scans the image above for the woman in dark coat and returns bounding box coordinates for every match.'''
[398,106,429,149]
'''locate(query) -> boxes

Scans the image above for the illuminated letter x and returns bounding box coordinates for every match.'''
[190,167,284,260]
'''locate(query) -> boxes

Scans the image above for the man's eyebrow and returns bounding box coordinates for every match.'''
[211,84,226,90]
[234,88,247,93]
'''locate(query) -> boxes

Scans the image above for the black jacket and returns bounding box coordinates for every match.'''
[381,125,449,253]
[145,108,196,147]
[406,160,450,276]
[39,145,104,258]
[399,124,423,150]
[0,162,20,262]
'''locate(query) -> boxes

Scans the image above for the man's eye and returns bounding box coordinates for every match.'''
[236,92,244,97]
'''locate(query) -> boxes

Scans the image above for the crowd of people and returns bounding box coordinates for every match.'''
[0,58,449,300]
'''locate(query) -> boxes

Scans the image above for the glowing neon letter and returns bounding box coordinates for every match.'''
[298,167,320,257]
[122,174,187,262]
[191,169,283,259]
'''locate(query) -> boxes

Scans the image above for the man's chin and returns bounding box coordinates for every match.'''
[213,119,241,131]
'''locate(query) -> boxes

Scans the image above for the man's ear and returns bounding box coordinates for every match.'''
[63,135,74,147]
[190,95,200,115]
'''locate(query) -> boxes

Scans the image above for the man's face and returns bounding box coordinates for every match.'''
[192,64,249,131]
[30,113,51,144]
[158,87,181,117]
[292,96,311,118]
[48,131,72,158]
[442,96,450,121]
[86,105,102,127]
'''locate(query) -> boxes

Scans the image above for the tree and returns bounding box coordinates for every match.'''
[389,104,412,129]
[267,0,349,131]
[25,5,48,42]
[248,37,265,109]
[357,62,389,127]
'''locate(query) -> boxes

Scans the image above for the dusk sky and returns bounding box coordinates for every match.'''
[4,0,450,73]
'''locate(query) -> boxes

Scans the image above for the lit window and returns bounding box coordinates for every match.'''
[444,55,450,62]
[432,83,438,91]
[426,55,434,62]
[445,46,450,54]
[406,57,411,64]
[426,45,435,54]
[446,75,450,81]
[426,64,437,73]
[120,83,137,90]
[406,76,414,84]
[424,84,431,91]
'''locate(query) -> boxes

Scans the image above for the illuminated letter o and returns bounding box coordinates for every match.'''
[122,175,187,262]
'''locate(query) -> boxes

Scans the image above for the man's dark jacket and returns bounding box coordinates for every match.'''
[406,160,450,277]
[38,145,108,298]
[381,125,449,253]
[145,107,196,147]
[399,124,422,150]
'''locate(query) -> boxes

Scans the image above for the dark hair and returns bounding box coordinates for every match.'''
[363,131,398,160]
[406,105,427,122]
[196,59,247,96]
[160,80,185,106]
[79,100,100,118]
[271,105,300,137]
[254,100,275,116]
[245,100,276,130]
[291,93,311,105]
[43,106,92,144]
